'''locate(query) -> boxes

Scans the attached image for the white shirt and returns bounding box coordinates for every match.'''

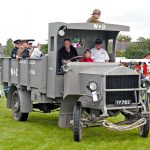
[91,48,110,62]
[31,48,42,59]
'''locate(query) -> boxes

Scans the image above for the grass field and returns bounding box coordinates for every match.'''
[0,97,150,150]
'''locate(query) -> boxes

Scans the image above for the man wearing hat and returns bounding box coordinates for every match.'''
[91,39,110,62]
[17,40,30,58]
[87,9,101,23]
[11,39,21,59]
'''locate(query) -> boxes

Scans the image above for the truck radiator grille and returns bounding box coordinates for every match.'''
[106,75,139,105]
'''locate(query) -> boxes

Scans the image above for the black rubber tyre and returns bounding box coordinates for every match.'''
[73,101,82,142]
[12,90,29,121]
[139,102,149,137]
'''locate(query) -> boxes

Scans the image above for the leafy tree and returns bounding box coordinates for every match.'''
[137,37,150,52]
[123,37,150,59]
[117,34,132,42]
[41,43,48,54]
[123,43,145,58]
[146,39,150,52]
[116,50,124,57]
[3,38,14,56]
[137,37,146,43]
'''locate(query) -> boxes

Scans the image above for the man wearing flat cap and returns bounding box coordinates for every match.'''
[87,9,101,23]
[91,39,110,62]
[11,39,21,59]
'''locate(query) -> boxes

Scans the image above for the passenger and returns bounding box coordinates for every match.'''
[80,49,93,62]
[27,40,37,57]
[91,39,110,62]
[58,39,78,66]
[11,39,21,59]
[17,40,30,59]
[87,9,101,23]
[30,41,42,59]
[28,41,34,56]
[136,62,142,71]
[143,62,148,77]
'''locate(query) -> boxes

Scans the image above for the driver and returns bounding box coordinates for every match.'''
[58,39,78,66]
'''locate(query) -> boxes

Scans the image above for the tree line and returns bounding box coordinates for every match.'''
[116,35,150,58]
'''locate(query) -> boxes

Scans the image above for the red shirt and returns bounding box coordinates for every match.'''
[80,57,93,62]
[136,65,141,70]
[143,64,148,76]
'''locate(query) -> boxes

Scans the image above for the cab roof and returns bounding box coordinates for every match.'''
[49,22,130,32]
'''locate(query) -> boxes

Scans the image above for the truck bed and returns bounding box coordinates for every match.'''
[1,56,48,94]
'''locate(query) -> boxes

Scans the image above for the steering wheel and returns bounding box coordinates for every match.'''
[68,56,83,62]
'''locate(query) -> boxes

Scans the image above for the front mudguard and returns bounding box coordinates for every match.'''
[78,95,109,117]
[58,95,80,128]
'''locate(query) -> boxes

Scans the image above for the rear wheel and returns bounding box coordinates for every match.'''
[12,90,28,121]
[73,101,82,142]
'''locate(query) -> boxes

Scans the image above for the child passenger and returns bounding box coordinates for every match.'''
[80,49,93,62]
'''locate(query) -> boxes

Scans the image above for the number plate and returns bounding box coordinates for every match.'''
[115,100,131,106]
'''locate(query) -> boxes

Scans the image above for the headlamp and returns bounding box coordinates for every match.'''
[88,82,97,91]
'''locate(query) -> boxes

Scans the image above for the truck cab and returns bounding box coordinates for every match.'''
[47,22,129,98]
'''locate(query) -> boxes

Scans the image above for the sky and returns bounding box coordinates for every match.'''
[0,0,150,45]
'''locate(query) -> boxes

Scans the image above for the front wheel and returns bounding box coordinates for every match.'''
[12,90,29,121]
[139,102,149,137]
[139,116,149,137]
[73,101,82,142]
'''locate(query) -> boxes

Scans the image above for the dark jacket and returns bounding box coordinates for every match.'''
[11,47,29,59]
[58,45,78,66]
[22,48,30,58]
[11,47,18,59]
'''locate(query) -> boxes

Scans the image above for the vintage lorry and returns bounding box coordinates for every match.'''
[1,22,149,142]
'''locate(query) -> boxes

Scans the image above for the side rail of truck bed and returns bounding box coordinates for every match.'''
[1,56,48,94]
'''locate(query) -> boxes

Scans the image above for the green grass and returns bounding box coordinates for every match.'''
[0,97,150,150]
